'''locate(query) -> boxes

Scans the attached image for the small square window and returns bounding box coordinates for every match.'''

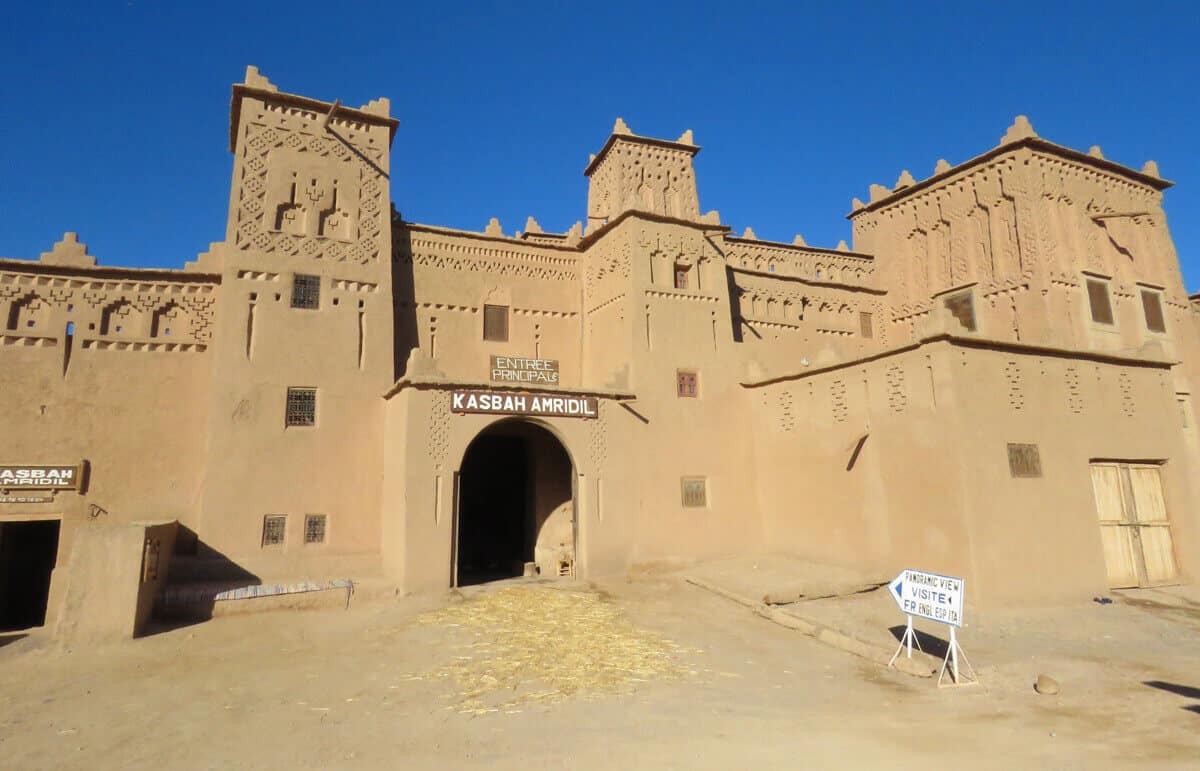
[681,477,708,507]
[291,274,321,309]
[943,291,976,332]
[1141,290,1166,333]
[674,266,689,290]
[304,514,327,544]
[285,387,317,427]
[483,304,509,342]
[262,515,286,547]
[860,311,874,339]
[677,370,698,398]
[1006,443,1042,478]
[1087,279,1114,325]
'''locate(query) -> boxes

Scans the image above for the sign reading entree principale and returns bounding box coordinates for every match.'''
[490,356,560,385]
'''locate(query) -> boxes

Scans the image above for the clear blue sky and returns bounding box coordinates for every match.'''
[2,2,1197,291]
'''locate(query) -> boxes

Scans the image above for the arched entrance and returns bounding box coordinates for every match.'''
[453,419,575,587]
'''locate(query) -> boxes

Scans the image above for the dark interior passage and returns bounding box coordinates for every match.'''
[0,520,60,631]
[455,421,573,587]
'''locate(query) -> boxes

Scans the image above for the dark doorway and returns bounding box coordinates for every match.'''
[455,421,574,587]
[0,519,61,630]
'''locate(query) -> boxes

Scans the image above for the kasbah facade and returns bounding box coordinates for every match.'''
[3,66,1199,641]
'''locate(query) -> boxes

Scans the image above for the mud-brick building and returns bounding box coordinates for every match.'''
[2,67,1198,638]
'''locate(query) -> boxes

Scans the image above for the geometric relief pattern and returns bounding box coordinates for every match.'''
[778,388,795,431]
[0,271,216,349]
[885,364,907,414]
[830,380,848,423]
[1005,361,1024,411]
[1119,373,1135,417]
[588,405,608,470]
[428,390,451,468]
[397,234,579,283]
[235,122,385,264]
[1065,366,1083,414]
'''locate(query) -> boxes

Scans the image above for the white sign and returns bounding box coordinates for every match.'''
[887,568,964,627]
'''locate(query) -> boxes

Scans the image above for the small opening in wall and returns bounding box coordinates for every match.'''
[88,323,95,330]
[304,514,327,544]
[262,515,286,547]
[285,387,317,427]
[332,297,340,306]
[358,299,365,309]
[250,292,258,301]
[67,304,73,312]
[1087,279,1114,325]
[66,322,74,335]
[681,477,708,507]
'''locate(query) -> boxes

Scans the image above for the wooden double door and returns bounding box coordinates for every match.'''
[1089,462,1178,588]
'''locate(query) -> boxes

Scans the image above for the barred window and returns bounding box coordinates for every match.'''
[1087,279,1114,325]
[483,304,509,342]
[674,265,689,290]
[1007,443,1042,478]
[681,477,708,507]
[304,514,327,544]
[943,291,977,332]
[1141,290,1166,333]
[677,370,698,398]
[262,515,286,547]
[860,311,874,338]
[291,274,320,309]
[286,387,317,427]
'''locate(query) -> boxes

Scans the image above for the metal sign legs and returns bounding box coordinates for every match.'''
[888,615,923,667]
[937,625,977,687]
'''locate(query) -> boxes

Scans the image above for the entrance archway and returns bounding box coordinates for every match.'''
[454,420,575,587]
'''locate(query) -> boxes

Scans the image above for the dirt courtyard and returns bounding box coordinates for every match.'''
[1,573,1198,770]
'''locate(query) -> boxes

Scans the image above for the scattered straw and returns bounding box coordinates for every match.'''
[417,586,699,714]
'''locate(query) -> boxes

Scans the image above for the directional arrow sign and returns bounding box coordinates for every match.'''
[888,568,964,627]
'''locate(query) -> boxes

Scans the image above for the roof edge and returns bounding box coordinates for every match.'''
[847,137,1173,219]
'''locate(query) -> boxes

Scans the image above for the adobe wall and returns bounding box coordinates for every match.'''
[748,332,1200,608]
[748,342,970,581]
[947,342,1200,606]
[192,75,398,582]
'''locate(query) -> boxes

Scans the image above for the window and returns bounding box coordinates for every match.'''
[291,274,320,309]
[860,311,873,339]
[1007,443,1042,478]
[1087,279,1114,325]
[676,370,698,398]
[262,515,286,547]
[304,514,327,544]
[483,304,509,342]
[681,477,708,507]
[674,265,689,289]
[943,291,977,332]
[1141,290,1166,333]
[285,387,317,427]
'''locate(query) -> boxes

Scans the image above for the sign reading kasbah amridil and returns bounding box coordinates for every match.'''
[451,390,598,419]
[0,465,81,490]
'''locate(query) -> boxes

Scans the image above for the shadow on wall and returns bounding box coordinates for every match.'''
[1143,680,1200,716]
[391,218,418,380]
[144,524,261,636]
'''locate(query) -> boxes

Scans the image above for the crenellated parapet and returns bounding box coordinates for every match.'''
[849,117,1179,320]
[0,236,218,353]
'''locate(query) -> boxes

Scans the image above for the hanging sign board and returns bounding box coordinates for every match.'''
[887,568,964,627]
[490,356,560,385]
[451,390,598,419]
[0,464,83,491]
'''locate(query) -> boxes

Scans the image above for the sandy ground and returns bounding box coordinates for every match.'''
[1,573,1198,770]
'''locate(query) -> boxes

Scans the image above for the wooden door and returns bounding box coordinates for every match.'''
[1089,462,1178,588]
[1090,463,1140,588]
[1127,465,1178,584]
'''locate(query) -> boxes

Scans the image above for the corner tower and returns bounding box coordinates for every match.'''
[584,119,706,232]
